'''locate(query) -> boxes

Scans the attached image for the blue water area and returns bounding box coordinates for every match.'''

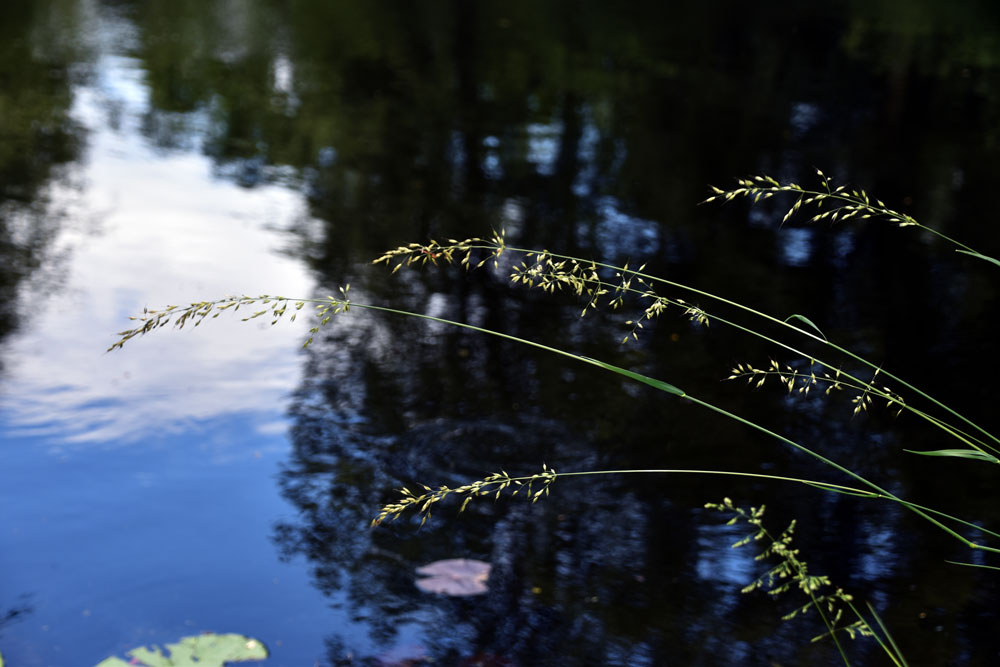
[0,415,361,666]
[2,1,1000,666]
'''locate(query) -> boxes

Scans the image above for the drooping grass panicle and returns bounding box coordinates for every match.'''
[370,466,1000,563]
[510,249,997,457]
[706,498,908,667]
[108,263,1000,553]
[373,467,889,527]
[728,360,906,416]
[107,290,355,353]
[728,358,1000,459]
[109,279,1000,556]
[106,171,999,664]
[373,224,1000,458]
[372,229,509,273]
[109,173,1000,556]
[372,219,1000,455]
[371,465,557,528]
[369,233,1000,550]
[704,169,996,265]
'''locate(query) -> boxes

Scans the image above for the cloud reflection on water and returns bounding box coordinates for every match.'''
[0,38,315,447]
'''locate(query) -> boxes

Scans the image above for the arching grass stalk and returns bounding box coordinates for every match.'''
[507,254,996,456]
[108,293,999,559]
[509,255,996,456]
[379,470,908,665]
[375,474,907,664]
[704,169,999,267]
[376,229,1000,457]
[107,171,997,663]
[371,466,1000,545]
[371,467,882,527]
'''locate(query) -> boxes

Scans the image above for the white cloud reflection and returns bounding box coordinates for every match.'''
[0,38,315,447]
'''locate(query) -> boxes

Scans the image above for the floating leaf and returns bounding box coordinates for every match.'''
[903,449,999,463]
[415,558,492,596]
[95,633,267,667]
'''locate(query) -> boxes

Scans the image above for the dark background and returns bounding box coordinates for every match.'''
[2,1,999,665]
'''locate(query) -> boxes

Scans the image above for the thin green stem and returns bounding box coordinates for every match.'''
[683,393,997,554]
[485,468,878,496]
[943,560,1000,572]
[519,267,996,455]
[395,465,1000,542]
[726,369,995,456]
[468,241,1000,450]
[786,187,979,255]
[338,299,998,554]
[110,293,999,554]
[850,601,908,667]
[809,588,852,666]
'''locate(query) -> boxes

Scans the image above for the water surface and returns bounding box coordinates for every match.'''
[2,1,999,665]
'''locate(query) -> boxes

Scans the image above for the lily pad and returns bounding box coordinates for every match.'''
[415,558,492,596]
[95,633,267,667]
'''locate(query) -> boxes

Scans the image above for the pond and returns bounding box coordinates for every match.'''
[1,1,999,665]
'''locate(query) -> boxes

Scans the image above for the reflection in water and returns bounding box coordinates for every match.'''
[270,266,932,664]
[0,7,315,444]
[258,1,1000,659]
[0,1,90,356]
[0,596,34,634]
[1,0,1000,665]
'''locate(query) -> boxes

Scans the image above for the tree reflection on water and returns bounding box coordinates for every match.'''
[254,1,1000,660]
[3,0,1000,663]
[0,1,89,358]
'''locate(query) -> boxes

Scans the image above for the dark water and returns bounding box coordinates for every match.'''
[2,1,999,665]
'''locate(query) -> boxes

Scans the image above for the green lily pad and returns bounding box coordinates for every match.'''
[95,633,267,667]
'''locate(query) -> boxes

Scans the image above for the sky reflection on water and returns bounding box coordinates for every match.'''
[2,54,314,446]
[2,1,1000,665]
[0,8,348,664]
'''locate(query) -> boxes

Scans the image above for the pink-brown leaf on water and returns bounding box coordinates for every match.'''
[414,558,491,596]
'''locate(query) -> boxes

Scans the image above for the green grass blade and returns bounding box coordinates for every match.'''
[956,249,1000,268]
[578,356,685,396]
[783,313,828,340]
[903,449,999,463]
[944,560,1000,572]
[864,602,908,667]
